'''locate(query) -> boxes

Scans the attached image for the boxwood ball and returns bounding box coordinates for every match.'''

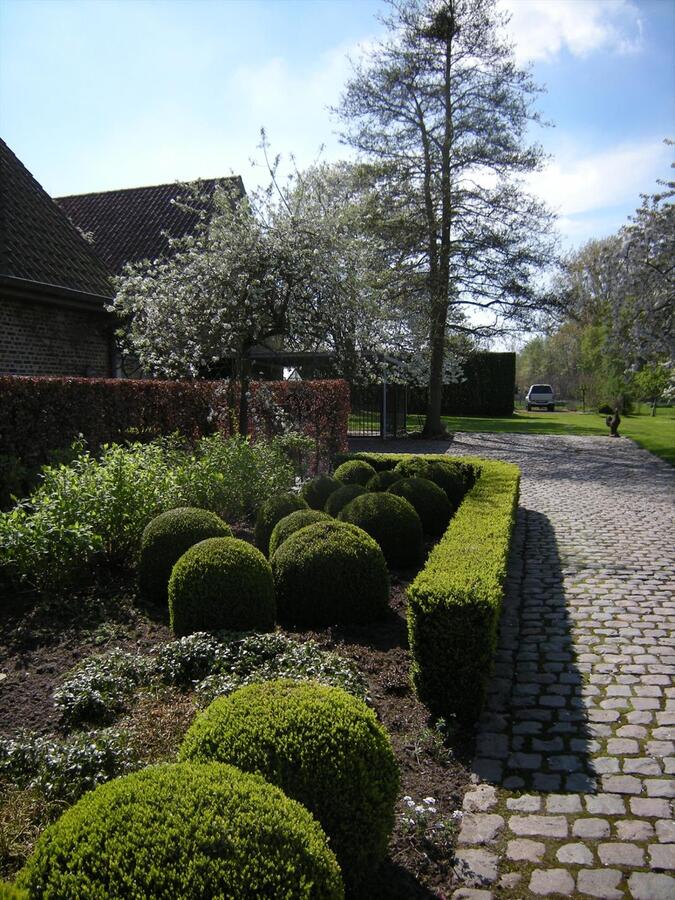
[271,520,389,627]
[254,493,308,557]
[268,508,332,557]
[180,680,399,889]
[168,537,275,636]
[18,762,343,900]
[324,483,366,517]
[387,477,451,536]
[300,475,341,510]
[333,459,377,486]
[338,492,423,567]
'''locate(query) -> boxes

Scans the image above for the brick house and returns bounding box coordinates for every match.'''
[1,136,244,376]
[0,138,115,376]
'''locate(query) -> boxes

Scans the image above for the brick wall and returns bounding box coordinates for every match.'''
[0,294,112,376]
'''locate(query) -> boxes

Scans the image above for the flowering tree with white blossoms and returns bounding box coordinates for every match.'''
[112,165,360,434]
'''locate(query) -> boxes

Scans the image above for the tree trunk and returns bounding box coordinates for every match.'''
[237,349,251,437]
[422,7,454,439]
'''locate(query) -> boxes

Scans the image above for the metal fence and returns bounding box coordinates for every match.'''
[349,383,408,438]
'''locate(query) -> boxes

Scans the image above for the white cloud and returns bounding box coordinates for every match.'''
[525,138,672,247]
[499,0,643,64]
[527,138,669,216]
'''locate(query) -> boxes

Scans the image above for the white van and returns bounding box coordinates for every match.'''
[526,384,555,411]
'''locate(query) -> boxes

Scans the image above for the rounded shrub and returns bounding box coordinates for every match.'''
[324,483,366,517]
[168,537,275,636]
[179,680,399,888]
[300,475,341,510]
[333,459,377,486]
[387,477,451,536]
[338,492,423,567]
[268,509,331,557]
[271,520,389,627]
[254,493,308,557]
[18,762,343,900]
[139,507,232,604]
[366,469,403,492]
[394,457,432,480]
[427,459,468,507]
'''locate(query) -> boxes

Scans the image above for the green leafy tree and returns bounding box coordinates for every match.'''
[336,0,556,435]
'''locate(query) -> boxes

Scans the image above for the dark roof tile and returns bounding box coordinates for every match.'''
[0,138,113,298]
[57,176,244,275]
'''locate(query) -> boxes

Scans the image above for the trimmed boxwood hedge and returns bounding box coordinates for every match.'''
[337,492,423,568]
[333,459,376,486]
[254,493,308,556]
[271,521,389,627]
[179,680,399,889]
[268,509,332,557]
[324,483,366,517]
[300,475,341,510]
[387,477,451,537]
[18,762,344,899]
[407,457,520,723]
[139,507,232,604]
[168,537,275,636]
[333,452,518,723]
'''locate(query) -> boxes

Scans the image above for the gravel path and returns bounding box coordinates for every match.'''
[351,433,675,899]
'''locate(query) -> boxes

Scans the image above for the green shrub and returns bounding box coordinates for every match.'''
[18,762,344,900]
[179,680,399,888]
[300,475,341,510]
[271,521,389,627]
[269,509,331,557]
[394,457,432,480]
[366,469,403,492]
[139,507,232,604]
[387,477,451,536]
[338,493,423,568]
[324,483,366,517]
[407,456,520,723]
[598,403,614,414]
[254,493,308,556]
[0,882,27,899]
[427,460,469,506]
[0,434,295,595]
[168,538,275,636]
[333,459,376,486]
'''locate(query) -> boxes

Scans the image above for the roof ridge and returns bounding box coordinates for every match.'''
[56,175,241,201]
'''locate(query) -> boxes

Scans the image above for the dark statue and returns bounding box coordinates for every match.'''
[606,408,621,437]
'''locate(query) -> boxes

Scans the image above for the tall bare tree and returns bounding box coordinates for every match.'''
[337,0,556,435]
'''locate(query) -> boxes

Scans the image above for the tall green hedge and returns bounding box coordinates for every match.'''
[407,457,520,722]
[332,452,519,723]
[408,352,516,416]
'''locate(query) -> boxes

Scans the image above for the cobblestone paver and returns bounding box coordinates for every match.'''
[353,432,675,898]
[450,433,675,899]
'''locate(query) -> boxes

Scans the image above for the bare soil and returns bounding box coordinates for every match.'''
[0,529,474,898]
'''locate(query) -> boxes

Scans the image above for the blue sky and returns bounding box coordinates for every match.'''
[1,0,673,249]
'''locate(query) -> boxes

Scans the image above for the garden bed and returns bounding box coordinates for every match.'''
[0,532,471,898]
[1,446,519,898]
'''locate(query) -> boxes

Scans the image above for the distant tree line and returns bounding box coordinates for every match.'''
[517,149,674,413]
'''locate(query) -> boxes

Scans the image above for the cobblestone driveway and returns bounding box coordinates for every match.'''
[353,432,675,899]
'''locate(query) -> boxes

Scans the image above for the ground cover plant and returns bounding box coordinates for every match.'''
[0,448,517,897]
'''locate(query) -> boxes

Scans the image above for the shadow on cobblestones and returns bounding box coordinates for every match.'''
[472,508,598,795]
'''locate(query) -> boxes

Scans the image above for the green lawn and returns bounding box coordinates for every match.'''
[403,408,675,466]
